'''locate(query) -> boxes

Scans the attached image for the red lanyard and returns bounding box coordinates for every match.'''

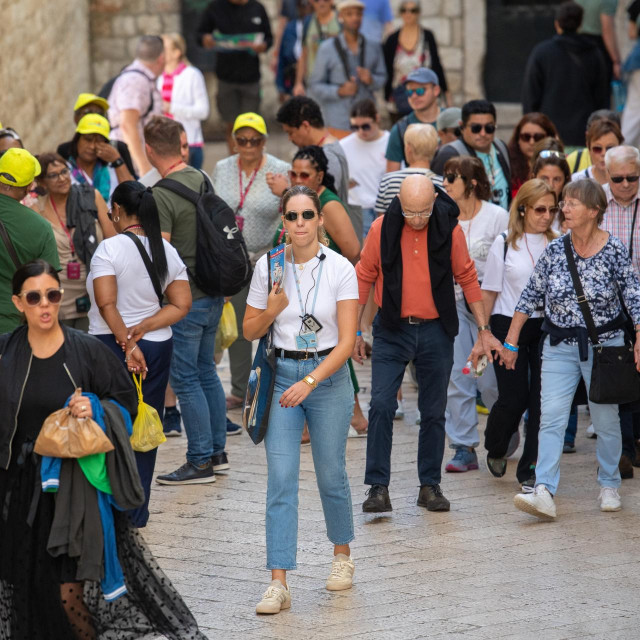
[237,161,259,213]
[50,196,75,256]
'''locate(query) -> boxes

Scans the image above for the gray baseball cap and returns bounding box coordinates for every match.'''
[404,67,439,86]
[437,107,462,131]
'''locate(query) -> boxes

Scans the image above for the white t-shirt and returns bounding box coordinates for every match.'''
[482,232,549,318]
[87,234,188,341]
[246,246,358,351]
[455,200,509,300]
[340,131,390,209]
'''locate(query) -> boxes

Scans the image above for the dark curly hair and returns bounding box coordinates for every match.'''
[293,146,337,193]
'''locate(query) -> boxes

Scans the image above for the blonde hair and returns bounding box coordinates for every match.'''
[507,179,557,249]
[404,123,438,162]
[162,33,188,63]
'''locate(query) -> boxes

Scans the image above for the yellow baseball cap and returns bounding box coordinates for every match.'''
[75,114,111,140]
[73,93,109,113]
[232,112,267,136]
[0,148,41,187]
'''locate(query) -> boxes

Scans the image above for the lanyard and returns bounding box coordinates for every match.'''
[291,249,324,319]
[78,167,93,186]
[50,196,75,256]
[237,161,259,213]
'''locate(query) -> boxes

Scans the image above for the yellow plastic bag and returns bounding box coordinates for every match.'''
[215,301,238,352]
[130,374,166,452]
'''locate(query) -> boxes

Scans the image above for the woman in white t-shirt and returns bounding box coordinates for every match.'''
[87,181,192,527]
[481,179,558,489]
[244,185,358,615]
[442,156,509,472]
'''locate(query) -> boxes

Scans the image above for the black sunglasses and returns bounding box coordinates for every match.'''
[610,175,640,184]
[350,123,372,131]
[19,288,64,306]
[235,136,263,147]
[400,6,419,13]
[284,209,316,221]
[444,173,464,184]
[469,123,496,134]
[519,132,546,143]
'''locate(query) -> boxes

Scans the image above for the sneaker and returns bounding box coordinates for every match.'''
[506,430,520,458]
[256,580,291,614]
[563,441,576,454]
[326,553,355,591]
[476,396,489,415]
[513,484,556,519]
[348,425,367,438]
[486,455,507,478]
[163,406,182,437]
[394,400,405,421]
[417,484,450,511]
[226,419,242,436]
[156,461,215,485]
[520,469,536,493]
[586,423,596,438]
[619,454,634,479]
[599,487,622,512]
[362,484,392,513]
[445,446,479,472]
[212,452,230,472]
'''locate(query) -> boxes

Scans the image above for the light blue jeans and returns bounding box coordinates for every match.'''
[536,335,622,496]
[265,354,354,570]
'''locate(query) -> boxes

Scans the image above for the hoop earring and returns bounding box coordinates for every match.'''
[113,215,120,223]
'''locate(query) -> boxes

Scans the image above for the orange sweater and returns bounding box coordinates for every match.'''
[356,216,482,318]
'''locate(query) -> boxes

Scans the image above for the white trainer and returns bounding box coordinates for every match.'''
[599,487,622,512]
[256,580,291,614]
[586,423,596,438]
[513,484,557,519]
[326,553,355,591]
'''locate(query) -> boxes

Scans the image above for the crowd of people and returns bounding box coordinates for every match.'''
[3,0,640,632]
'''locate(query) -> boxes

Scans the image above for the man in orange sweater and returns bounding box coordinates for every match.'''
[354,174,499,513]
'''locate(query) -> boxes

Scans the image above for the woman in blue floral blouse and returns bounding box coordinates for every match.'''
[498,178,640,520]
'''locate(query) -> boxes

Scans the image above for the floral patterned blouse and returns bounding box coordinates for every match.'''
[515,233,640,345]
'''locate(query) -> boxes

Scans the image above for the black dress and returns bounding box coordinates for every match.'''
[0,345,207,640]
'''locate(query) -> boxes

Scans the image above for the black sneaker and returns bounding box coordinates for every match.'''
[362,484,392,513]
[163,406,182,437]
[156,461,215,485]
[212,451,230,472]
[521,470,536,493]
[486,454,507,478]
[417,484,450,511]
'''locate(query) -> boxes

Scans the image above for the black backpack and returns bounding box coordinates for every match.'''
[98,68,155,119]
[155,174,252,297]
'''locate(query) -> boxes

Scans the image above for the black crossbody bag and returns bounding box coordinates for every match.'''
[0,220,21,269]
[563,234,640,404]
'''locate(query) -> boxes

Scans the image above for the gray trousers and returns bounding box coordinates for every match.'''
[229,283,252,398]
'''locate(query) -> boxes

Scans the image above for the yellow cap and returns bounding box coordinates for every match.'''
[0,148,41,187]
[232,112,267,136]
[73,93,109,113]
[75,114,111,140]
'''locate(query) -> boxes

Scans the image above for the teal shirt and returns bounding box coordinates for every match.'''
[577,0,618,36]
[476,147,509,211]
[385,112,438,165]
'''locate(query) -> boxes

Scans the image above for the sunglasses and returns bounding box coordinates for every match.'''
[289,170,312,180]
[610,175,640,184]
[19,288,64,306]
[590,144,616,155]
[400,6,419,12]
[519,132,546,143]
[469,123,496,134]
[444,173,464,184]
[538,150,565,159]
[530,205,559,215]
[235,136,263,147]
[284,209,317,221]
[45,167,70,181]
[350,123,372,131]
[406,87,427,97]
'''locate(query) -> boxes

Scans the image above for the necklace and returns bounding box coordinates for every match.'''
[461,199,480,252]
[123,224,145,235]
[162,160,185,178]
[523,233,546,267]
[572,231,599,257]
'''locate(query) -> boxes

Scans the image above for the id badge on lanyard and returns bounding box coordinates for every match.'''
[291,250,324,352]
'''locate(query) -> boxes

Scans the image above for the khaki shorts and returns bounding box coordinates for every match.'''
[216,80,261,123]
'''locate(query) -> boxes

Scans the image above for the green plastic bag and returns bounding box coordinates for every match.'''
[130,374,166,452]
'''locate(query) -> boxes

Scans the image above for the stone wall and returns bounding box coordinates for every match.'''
[0,0,91,153]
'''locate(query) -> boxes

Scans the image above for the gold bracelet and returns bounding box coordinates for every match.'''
[302,374,318,390]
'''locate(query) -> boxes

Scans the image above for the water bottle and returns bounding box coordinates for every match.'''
[462,355,488,378]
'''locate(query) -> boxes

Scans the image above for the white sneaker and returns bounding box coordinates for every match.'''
[599,487,622,512]
[394,400,405,421]
[586,423,596,438]
[326,553,355,591]
[513,484,557,519]
[256,580,291,614]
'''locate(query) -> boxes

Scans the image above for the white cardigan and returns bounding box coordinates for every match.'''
[158,65,210,146]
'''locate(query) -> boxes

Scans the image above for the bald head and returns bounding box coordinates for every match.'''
[398,174,437,229]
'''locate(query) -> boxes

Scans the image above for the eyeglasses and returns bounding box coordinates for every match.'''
[590,144,616,155]
[400,6,419,13]
[289,170,312,180]
[610,175,640,184]
[402,207,433,219]
[235,136,264,147]
[529,205,559,215]
[444,173,463,184]
[538,150,565,159]
[284,209,316,221]
[45,167,70,181]
[350,123,372,131]
[558,200,581,210]
[519,132,546,144]
[406,87,427,97]
[19,288,64,306]
[468,123,496,134]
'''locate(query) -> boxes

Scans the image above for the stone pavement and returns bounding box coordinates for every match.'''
[145,352,640,640]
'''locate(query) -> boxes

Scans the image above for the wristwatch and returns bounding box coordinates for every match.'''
[302,374,318,390]
[477,325,491,332]
[110,158,125,169]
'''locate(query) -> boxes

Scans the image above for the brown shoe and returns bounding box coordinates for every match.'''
[225,394,243,410]
[619,454,634,480]
[633,440,640,468]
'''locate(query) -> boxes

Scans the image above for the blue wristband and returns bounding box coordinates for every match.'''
[356,331,362,336]
[503,341,518,352]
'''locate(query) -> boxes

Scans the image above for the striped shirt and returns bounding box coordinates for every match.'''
[601,182,640,276]
[374,168,443,215]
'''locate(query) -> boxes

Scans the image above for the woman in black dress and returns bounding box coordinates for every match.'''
[0,260,205,639]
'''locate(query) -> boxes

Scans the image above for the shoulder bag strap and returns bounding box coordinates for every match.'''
[154,177,201,205]
[501,231,508,261]
[333,36,351,82]
[628,199,639,261]
[124,232,163,307]
[562,234,600,346]
[0,220,21,269]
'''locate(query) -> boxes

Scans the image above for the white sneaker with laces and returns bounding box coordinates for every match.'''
[586,423,596,438]
[599,487,622,512]
[256,580,291,614]
[513,484,557,519]
[326,553,355,591]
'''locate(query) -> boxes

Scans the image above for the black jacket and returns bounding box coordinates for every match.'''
[0,326,136,471]
[382,28,448,101]
[197,0,273,84]
[522,33,608,147]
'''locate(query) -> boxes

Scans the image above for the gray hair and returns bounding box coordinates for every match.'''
[404,124,439,162]
[605,144,640,171]
[562,178,607,224]
[136,35,164,62]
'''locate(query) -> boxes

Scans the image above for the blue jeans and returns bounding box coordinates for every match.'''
[265,355,354,570]
[169,296,227,466]
[188,146,204,170]
[365,315,454,487]
[362,207,376,239]
[536,335,623,495]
